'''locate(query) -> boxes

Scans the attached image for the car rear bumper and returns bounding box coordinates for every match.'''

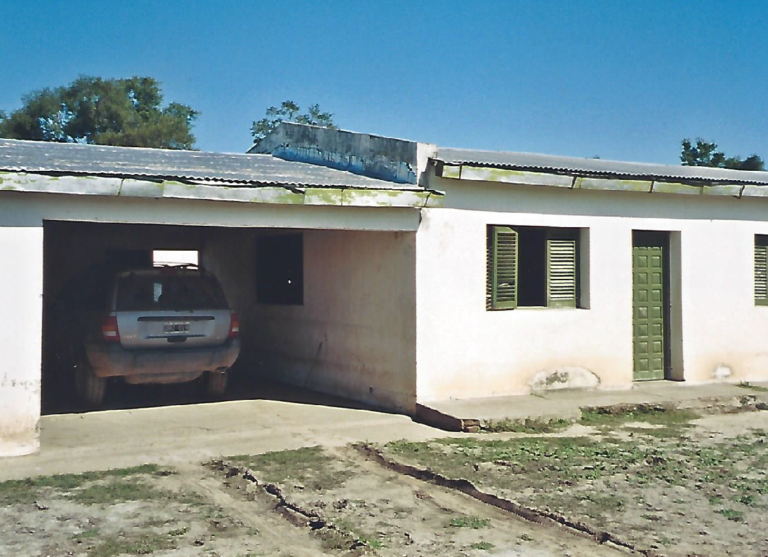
[85,339,240,381]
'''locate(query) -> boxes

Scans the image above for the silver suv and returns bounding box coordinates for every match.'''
[62,265,240,406]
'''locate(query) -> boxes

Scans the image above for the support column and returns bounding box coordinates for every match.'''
[0,224,43,457]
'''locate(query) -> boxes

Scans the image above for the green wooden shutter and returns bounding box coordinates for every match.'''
[486,231,493,310]
[755,241,768,306]
[490,226,518,309]
[547,238,577,308]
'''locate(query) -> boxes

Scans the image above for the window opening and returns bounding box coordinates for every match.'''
[152,250,199,266]
[256,234,304,305]
[487,225,581,310]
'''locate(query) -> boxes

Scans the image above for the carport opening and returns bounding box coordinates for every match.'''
[41,220,385,416]
[153,250,199,266]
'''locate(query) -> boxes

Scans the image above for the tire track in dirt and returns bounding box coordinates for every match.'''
[211,445,635,556]
[206,459,371,555]
[171,462,326,557]
[353,443,668,557]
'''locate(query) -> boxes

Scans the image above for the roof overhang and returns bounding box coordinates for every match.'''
[0,171,443,208]
[433,148,768,199]
[0,138,443,209]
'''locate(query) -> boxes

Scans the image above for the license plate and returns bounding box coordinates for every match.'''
[163,322,190,334]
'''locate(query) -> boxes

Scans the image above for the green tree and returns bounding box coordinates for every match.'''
[0,76,199,149]
[681,138,764,171]
[251,100,336,142]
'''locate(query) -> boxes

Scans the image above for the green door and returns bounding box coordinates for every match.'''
[633,245,665,380]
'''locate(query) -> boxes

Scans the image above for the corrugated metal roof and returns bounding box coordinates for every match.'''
[0,138,409,189]
[436,147,768,185]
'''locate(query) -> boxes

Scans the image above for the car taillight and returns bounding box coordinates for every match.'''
[101,316,120,343]
[228,312,240,339]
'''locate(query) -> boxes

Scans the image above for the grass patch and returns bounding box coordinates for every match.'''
[715,508,744,522]
[580,404,699,428]
[389,435,650,484]
[360,535,386,549]
[623,425,688,439]
[88,532,175,557]
[226,446,348,490]
[72,528,101,541]
[481,417,571,434]
[385,426,768,527]
[332,519,387,549]
[0,464,172,505]
[167,527,188,536]
[317,528,352,551]
[73,479,174,505]
[471,541,495,550]
[449,516,490,529]
[734,493,758,507]
[737,381,768,392]
[579,492,625,510]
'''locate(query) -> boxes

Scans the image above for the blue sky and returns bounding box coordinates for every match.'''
[2,1,767,164]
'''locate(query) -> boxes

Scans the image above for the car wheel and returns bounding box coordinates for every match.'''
[75,361,106,407]
[206,370,228,398]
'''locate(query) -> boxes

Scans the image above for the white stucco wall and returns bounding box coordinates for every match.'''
[205,228,420,412]
[416,176,768,402]
[0,191,420,232]
[0,224,43,456]
[200,229,259,369]
[253,230,418,412]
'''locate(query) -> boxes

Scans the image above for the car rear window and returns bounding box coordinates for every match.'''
[116,273,229,311]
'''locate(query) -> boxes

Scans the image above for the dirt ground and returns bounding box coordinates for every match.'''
[385,408,768,557]
[1,447,622,557]
[1,409,766,557]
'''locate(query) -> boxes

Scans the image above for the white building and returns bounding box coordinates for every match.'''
[2,123,768,458]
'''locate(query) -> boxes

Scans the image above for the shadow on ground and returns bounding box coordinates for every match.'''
[42,361,378,416]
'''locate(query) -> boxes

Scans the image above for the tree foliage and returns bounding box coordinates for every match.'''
[681,138,764,171]
[251,100,336,142]
[0,76,199,149]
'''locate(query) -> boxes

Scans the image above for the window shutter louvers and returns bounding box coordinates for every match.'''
[491,226,518,309]
[486,232,493,310]
[755,243,768,305]
[547,238,577,308]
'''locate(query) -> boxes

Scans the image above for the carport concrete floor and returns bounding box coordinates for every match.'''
[0,383,450,481]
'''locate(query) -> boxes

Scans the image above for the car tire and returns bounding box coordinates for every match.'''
[206,370,228,399]
[75,361,106,407]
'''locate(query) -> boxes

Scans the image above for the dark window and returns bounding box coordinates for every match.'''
[256,234,303,305]
[487,225,581,310]
[518,227,548,307]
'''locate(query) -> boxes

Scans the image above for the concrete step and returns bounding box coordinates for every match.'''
[416,381,768,432]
